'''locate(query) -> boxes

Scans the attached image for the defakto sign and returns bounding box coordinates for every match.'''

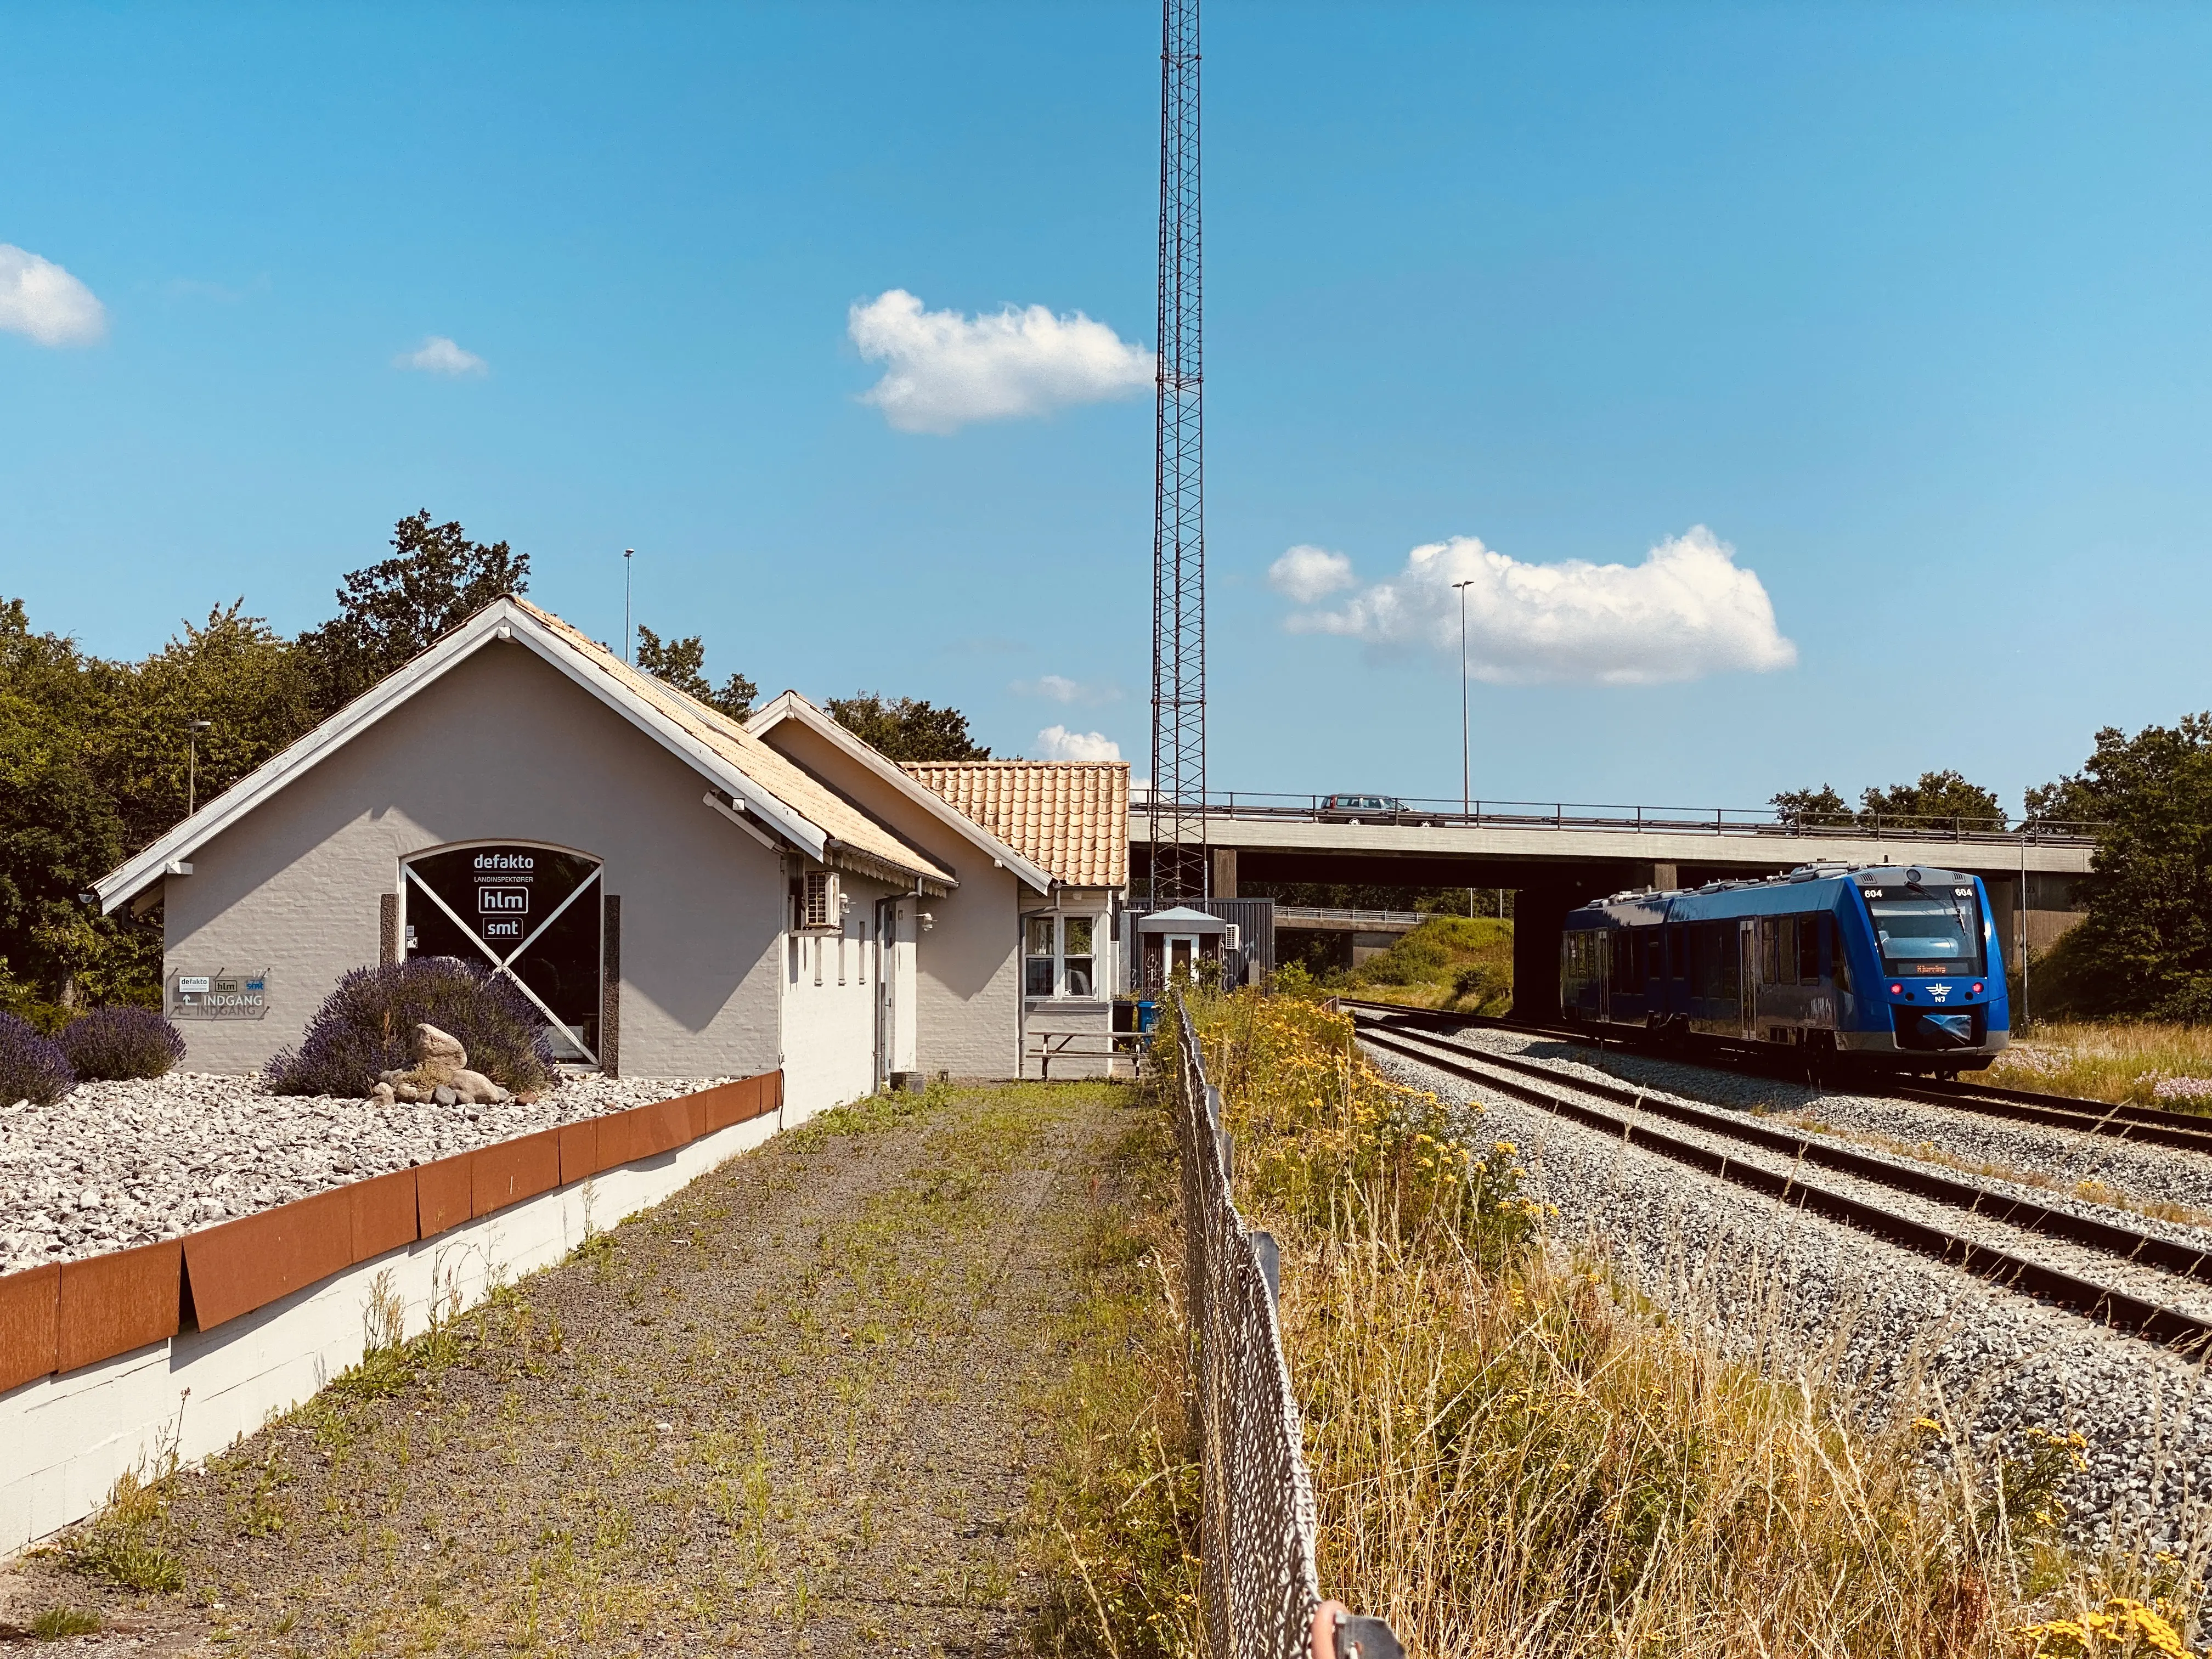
[171,970,270,1020]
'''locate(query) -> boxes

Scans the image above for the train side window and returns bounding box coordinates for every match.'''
[1778,917,1797,984]
[1609,933,1635,994]
[1797,915,1820,983]
[1758,919,1779,985]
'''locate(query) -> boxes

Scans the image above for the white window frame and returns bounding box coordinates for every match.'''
[1023,912,1105,1001]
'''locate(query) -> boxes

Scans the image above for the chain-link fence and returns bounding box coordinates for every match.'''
[1168,999,1402,1659]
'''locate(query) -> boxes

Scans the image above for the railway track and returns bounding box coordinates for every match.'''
[1336,997,2212,1156]
[1352,1012,2212,1353]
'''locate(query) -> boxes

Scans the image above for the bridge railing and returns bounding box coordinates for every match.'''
[1130,788,2100,847]
[1275,906,1429,927]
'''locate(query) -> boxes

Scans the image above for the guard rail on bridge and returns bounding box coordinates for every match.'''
[1275,906,1429,929]
[1132,789,2099,848]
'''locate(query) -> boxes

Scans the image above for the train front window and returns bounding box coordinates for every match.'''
[1866,892,1982,977]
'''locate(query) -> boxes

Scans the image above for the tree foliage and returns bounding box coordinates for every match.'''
[635,624,757,721]
[0,600,128,1014]
[296,510,528,713]
[826,692,991,762]
[1770,771,2005,831]
[2030,716,2212,1020]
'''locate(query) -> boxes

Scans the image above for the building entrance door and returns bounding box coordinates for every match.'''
[402,843,604,1063]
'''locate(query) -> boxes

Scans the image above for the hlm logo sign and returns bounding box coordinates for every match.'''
[479,887,529,916]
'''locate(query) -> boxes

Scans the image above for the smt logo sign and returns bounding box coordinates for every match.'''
[171,970,270,1020]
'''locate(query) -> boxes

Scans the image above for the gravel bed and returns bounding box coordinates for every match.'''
[1371,1043,2212,1549]
[1425,1023,2212,1237]
[1398,1036,2212,1323]
[0,1072,737,1276]
[1390,1023,2212,1267]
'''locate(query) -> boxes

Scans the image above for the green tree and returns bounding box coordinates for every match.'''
[1858,769,2005,831]
[826,692,991,761]
[0,600,138,1016]
[2029,716,2212,1019]
[634,625,758,721]
[98,601,320,850]
[297,511,528,713]
[1770,785,1853,829]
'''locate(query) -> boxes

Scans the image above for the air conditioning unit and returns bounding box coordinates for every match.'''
[795,868,842,932]
[1223,923,1242,952]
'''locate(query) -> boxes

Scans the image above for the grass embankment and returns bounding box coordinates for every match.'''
[9,1081,1137,1657]
[1064,990,2200,1658]
[1328,915,1514,1012]
[1989,1022,2212,1115]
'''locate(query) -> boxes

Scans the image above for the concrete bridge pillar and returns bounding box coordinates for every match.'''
[1510,881,1608,1024]
[1211,847,1238,899]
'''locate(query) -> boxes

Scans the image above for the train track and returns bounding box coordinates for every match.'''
[1351,1012,2212,1353]
[1335,997,2212,1156]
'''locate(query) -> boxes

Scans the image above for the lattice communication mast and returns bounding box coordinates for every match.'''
[1149,0,1206,904]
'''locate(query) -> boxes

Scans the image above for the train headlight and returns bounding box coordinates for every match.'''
[1972,981,1984,995]
[1889,983,1903,995]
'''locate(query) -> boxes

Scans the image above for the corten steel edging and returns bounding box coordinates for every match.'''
[1343,999,2212,1155]
[557,1119,601,1187]
[57,1238,185,1373]
[1356,1026,2212,1353]
[8,1069,782,1385]
[1357,1019,2212,1287]
[183,1184,357,1329]
[471,1127,563,1218]
[0,1263,61,1392]
[415,1153,475,1239]
[349,1167,421,1262]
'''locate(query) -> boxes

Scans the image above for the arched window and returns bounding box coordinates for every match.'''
[400,843,604,1063]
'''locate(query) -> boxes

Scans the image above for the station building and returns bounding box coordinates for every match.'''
[94,597,1130,1115]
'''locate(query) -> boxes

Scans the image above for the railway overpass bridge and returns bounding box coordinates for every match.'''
[1130,792,2097,1018]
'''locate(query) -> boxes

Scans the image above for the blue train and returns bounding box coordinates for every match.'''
[1560,861,2008,1074]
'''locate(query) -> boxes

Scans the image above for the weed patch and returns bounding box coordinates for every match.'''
[1186,987,2208,1658]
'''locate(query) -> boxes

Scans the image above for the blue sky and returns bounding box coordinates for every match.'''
[4,3,2206,816]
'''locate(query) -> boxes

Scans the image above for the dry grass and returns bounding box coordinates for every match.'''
[1990,1023,2212,1115]
[1187,989,2208,1659]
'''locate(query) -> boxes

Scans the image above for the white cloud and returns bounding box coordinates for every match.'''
[1035,725,1122,763]
[1267,544,1356,603]
[849,288,1151,434]
[1282,525,1796,685]
[394,335,487,376]
[0,245,106,347]
[1013,674,1122,706]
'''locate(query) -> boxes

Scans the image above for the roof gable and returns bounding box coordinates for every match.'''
[95,597,956,912]
[746,692,1052,893]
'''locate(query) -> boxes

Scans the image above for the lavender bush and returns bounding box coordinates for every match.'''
[266,958,555,1098]
[0,1011,75,1105]
[58,1006,187,1082]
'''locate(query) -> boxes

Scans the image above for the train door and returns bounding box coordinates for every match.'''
[1738,921,1757,1039]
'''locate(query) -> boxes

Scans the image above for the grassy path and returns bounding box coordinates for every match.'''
[2,1081,1133,1658]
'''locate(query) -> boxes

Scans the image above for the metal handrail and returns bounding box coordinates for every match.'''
[1127,787,2100,845]
[1275,906,1430,926]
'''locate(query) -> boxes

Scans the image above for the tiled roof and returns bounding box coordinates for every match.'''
[514,600,958,890]
[904,761,1129,889]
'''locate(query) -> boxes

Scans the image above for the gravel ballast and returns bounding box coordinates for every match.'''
[1370,1042,2212,1549]
[1437,1023,2212,1222]
[0,1071,735,1277]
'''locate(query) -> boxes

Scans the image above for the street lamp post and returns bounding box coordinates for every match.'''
[186,720,212,815]
[1454,578,1474,916]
